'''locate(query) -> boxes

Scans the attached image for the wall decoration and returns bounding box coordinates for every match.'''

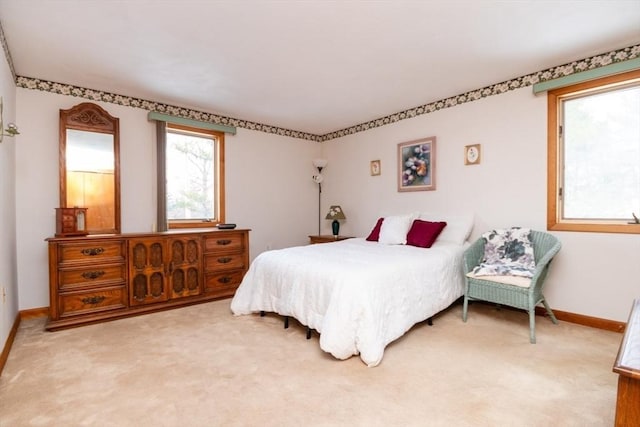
[464,144,481,165]
[370,160,381,176]
[0,96,20,143]
[14,44,639,143]
[398,136,436,192]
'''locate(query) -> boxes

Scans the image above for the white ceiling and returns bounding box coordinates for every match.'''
[1,0,639,136]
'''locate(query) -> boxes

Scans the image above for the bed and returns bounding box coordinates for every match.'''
[230,213,473,367]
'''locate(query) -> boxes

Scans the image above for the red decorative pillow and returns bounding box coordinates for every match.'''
[366,218,384,241]
[406,220,447,248]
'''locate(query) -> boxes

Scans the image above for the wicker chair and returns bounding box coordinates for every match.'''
[462,230,561,343]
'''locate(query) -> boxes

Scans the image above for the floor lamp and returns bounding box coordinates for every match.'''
[312,158,327,235]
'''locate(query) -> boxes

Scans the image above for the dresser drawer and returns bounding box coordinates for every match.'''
[204,270,245,295]
[203,233,244,253]
[58,240,126,265]
[58,264,126,291]
[204,253,245,271]
[58,286,127,318]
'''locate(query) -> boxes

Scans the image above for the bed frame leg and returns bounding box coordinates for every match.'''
[306,327,312,339]
[427,317,433,326]
[284,316,289,329]
[260,311,265,317]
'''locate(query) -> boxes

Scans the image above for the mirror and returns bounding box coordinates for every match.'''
[60,102,120,234]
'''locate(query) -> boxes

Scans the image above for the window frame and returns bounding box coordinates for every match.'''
[547,69,640,234]
[165,123,225,229]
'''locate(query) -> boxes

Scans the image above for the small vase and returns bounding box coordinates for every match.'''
[332,220,340,237]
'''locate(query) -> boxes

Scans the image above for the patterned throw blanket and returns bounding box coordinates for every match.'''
[472,227,536,278]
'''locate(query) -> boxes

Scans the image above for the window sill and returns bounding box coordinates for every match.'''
[548,221,640,234]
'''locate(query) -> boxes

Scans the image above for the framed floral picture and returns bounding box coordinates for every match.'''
[370,160,381,176]
[464,144,481,165]
[397,136,436,192]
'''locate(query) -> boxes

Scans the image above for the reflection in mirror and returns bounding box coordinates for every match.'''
[60,102,120,235]
[65,130,116,232]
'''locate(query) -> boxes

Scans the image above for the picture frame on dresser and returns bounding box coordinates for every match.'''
[55,207,88,237]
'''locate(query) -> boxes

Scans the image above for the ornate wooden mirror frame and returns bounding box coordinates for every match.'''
[59,102,121,234]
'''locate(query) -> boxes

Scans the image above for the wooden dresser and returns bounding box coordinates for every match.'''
[46,229,249,331]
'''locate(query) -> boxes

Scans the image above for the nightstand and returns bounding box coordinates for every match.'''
[308,235,353,244]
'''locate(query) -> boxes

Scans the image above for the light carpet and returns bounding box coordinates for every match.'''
[0,299,622,427]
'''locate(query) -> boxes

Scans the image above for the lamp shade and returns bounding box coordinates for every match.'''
[325,205,346,220]
[313,158,328,169]
[5,123,19,136]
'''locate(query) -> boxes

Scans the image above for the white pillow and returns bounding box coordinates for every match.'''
[378,214,415,245]
[419,212,474,245]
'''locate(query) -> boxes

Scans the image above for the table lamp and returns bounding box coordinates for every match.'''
[325,205,346,238]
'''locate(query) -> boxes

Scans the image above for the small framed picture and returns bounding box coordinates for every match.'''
[464,144,481,165]
[370,160,381,176]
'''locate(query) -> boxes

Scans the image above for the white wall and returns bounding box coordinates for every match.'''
[15,88,321,310]
[0,51,17,350]
[322,88,640,322]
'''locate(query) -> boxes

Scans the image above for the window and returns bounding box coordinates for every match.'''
[165,123,224,228]
[547,69,640,234]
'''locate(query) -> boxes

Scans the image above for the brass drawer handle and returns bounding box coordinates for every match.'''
[81,295,106,305]
[218,277,232,284]
[216,239,232,246]
[80,247,105,256]
[81,270,106,280]
[217,257,232,264]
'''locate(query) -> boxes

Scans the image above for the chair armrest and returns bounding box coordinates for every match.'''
[529,240,562,285]
[463,238,485,274]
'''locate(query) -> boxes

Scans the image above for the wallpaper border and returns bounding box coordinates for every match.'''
[15,76,322,142]
[15,44,640,143]
[319,44,640,142]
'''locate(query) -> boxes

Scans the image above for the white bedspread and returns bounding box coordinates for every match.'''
[230,238,466,366]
